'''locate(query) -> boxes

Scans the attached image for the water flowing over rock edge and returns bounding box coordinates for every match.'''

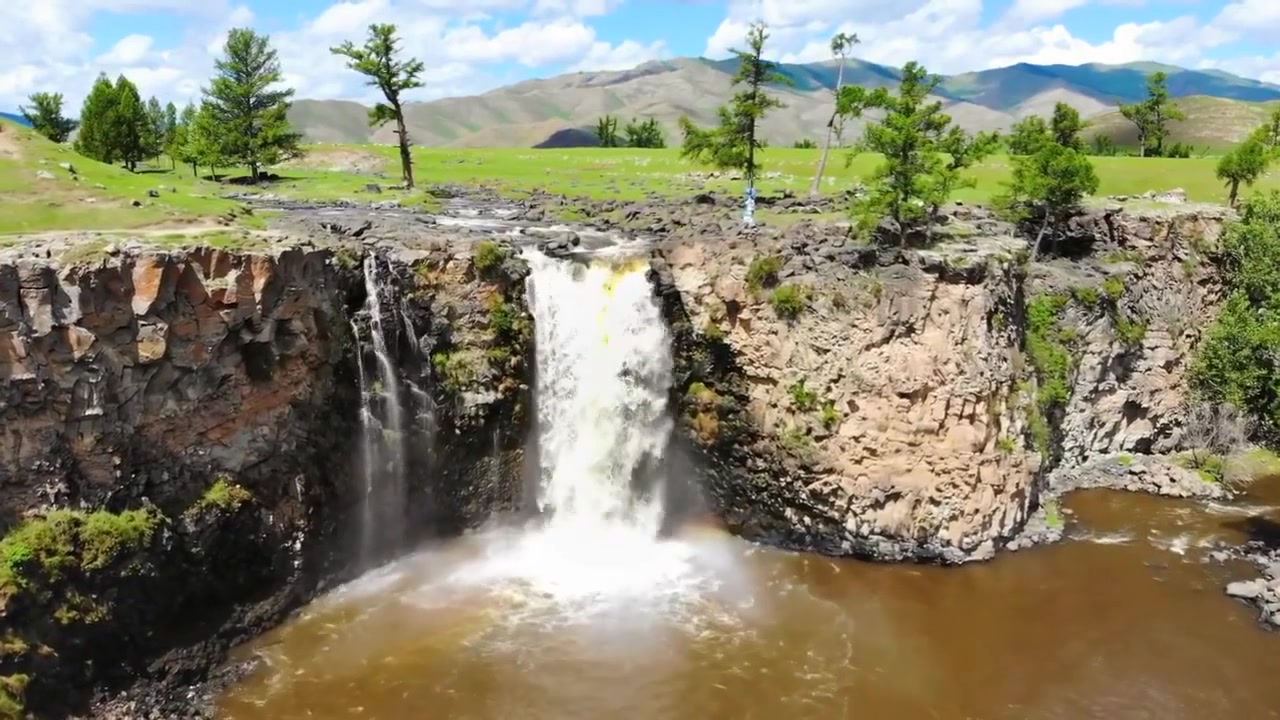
[0,192,1270,718]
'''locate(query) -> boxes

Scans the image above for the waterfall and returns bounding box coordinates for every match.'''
[351,254,408,563]
[524,250,674,535]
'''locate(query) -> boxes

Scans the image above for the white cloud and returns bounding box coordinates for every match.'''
[3,0,1280,120]
[704,0,1280,86]
[98,34,155,65]
[568,39,668,72]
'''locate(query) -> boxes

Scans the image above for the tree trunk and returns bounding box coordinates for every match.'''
[1030,214,1051,263]
[395,106,414,189]
[1137,129,1146,158]
[809,60,846,197]
[249,163,259,182]
[1228,180,1239,208]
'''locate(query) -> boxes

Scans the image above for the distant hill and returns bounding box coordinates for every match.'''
[288,58,1280,148]
[1088,95,1280,151]
[0,111,30,127]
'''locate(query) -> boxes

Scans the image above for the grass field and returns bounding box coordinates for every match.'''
[3,117,1277,236]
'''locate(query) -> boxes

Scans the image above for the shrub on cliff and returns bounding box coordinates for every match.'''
[995,143,1099,262]
[1191,191,1280,443]
[770,284,808,320]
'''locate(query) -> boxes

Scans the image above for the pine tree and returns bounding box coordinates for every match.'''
[170,102,199,177]
[594,115,620,147]
[144,96,166,161]
[1216,139,1270,207]
[622,117,665,148]
[331,23,426,188]
[839,62,991,245]
[19,92,78,143]
[204,27,303,180]
[810,31,859,196]
[163,102,178,167]
[1119,72,1184,157]
[190,102,232,180]
[679,21,790,220]
[1050,102,1089,152]
[75,73,120,163]
[112,76,148,171]
[995,143,1099,261]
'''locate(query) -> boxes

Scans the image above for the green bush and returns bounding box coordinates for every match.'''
[0,509,158,597]
[746,255,783,291]
[188,477,253,517]
[789,379,818,411]
[770,284,807,320]
[473,241,507,274]
[1191,192,1280,441]
[1025,293,1074,409]
[1102,275,1125,302]
[820,400,841,430]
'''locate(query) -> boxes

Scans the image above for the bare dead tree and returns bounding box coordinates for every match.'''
[1181,400,1251,486]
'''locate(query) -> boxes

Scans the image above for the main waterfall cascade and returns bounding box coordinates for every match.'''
[524,250,674,533]
[436,249,734,605]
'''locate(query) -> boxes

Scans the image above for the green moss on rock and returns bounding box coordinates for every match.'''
[1,509,158,603]
[187,477,254,518]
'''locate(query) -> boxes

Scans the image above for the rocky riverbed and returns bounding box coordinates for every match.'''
[1,186,1276,718]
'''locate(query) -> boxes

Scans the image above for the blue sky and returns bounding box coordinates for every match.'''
[2,0,1277,110]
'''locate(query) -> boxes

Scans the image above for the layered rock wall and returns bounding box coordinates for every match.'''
[654,202,1234,562]
[0,230,534,718]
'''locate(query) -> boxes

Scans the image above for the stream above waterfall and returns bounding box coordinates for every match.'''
[209,248,1280,720]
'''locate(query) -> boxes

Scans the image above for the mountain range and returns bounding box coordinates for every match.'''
[286,57,1280,149]
[0,111,30,127]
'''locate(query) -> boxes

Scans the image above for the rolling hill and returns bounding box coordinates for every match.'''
[288,57,1280,148]
[0,112,30,127]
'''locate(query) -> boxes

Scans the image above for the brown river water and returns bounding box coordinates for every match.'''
[218,485,1280,720]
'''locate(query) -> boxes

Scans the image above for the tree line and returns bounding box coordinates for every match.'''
[15,23,431,188]
[676,20,1280,243]
[592,115,666,148]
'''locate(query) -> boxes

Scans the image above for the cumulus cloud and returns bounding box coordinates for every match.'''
[705,0,1280,84]
[2,0,1279,116]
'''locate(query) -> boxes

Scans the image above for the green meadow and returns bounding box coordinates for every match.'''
[2,118,1272,236]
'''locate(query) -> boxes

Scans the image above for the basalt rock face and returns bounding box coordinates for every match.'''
[0,235,532,718]
[654,225,1038,563]
[376,236,534,531]
[654,202,1233,562]
[0,246,362,717]
[1033,204,1232,474]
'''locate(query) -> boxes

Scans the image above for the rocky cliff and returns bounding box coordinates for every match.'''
[0,192,1245,716]
[644,198,1235,562]
[0,224,532,719]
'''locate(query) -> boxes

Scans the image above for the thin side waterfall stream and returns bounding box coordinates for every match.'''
[351,254,408,563]
[219,252,1280,720]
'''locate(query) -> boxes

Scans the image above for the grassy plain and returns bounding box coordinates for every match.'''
[4,116,1278,236]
